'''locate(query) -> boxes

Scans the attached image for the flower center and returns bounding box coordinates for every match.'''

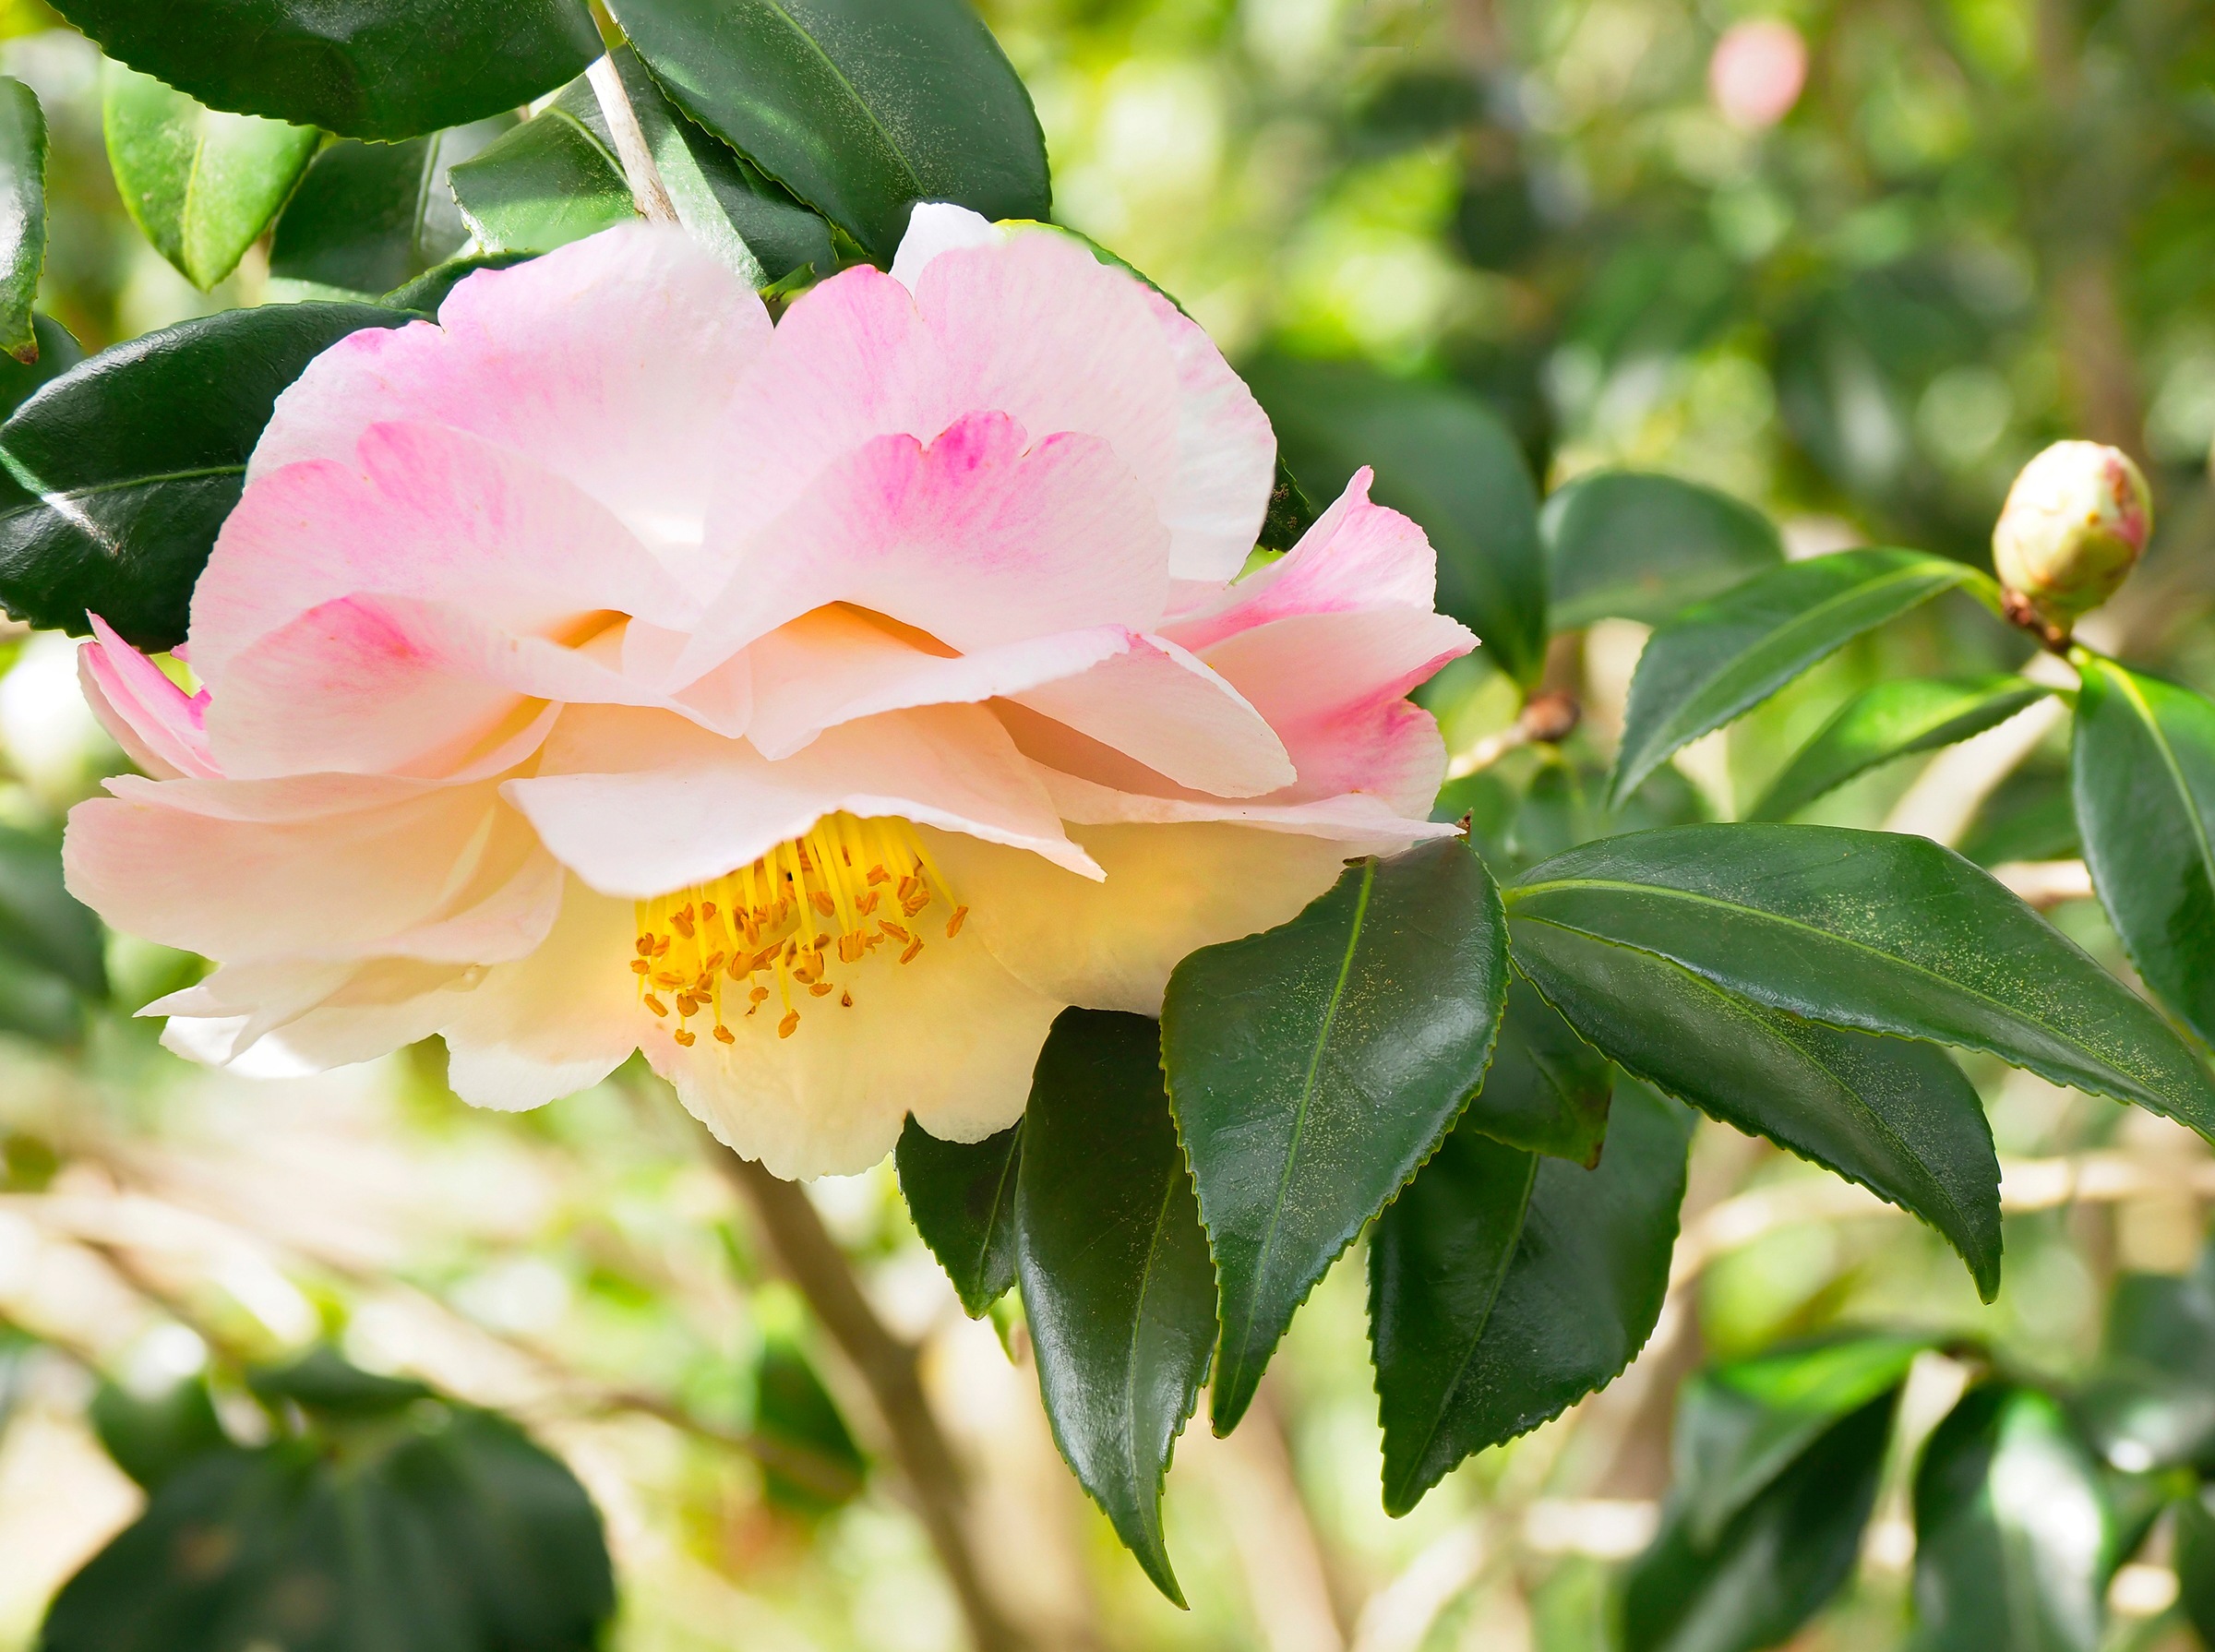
[630,812,967,1047]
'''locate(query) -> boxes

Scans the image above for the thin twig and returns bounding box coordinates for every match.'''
[585,54,681,227]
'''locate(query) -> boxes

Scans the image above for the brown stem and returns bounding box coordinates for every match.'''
[713,1143,1032,1652]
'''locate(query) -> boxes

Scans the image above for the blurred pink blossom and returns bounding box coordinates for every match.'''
[1709,18,1808,131]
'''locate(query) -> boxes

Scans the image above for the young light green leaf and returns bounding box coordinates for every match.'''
[1462,973,1611,1166]
[1911,1384,2111,1652]
[608,0,1049,263]
[2072,656,2215,1049]
[102,63,318,290]
[1624,1386,1898,1652]
[609,46,833,287]
[448,85,639,257]
[1612,548,1988,803]
[1512,917,2002,1297]
[53,0,601,139]
[1369,1078,1691,1514]
[269,119,512,297]
[1242,353,1550,687]
[896,1115,1022,1318]
[1542,470,1783,629]
[1671,1335,1929,1544]
[0,302,416,651]
[1507,824,2215,1138]
[1751,676,2052,822]
[1017,1010,1215,1606]
[0,78,45,363]
[1163,837,1510,1434]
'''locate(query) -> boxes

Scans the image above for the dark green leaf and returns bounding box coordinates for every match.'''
[1960,764,2080,869]
[608,0,1049,262]
[380,253,534,313]
[0,301,414,650]
[1463,974,1611,1167]
[1671,1335,1927,1543]
[1511,916,2001,1297]
[1751,676,2052,822]
[1612,548,1986,803]
[448,85,638,257]
[1911,1384,2110,1652]
[2073,656,2215,1048]
[0,315,79,419]
[0,824,105,997]
[1623,1388,1898,1652]
[1369,1078,1692,1514]
[1259,454,1320,554]
[1163,838,1511,1433]
[896,1115,1022,1318]
[269,119,513,296]
[51,0,602,140]
[102,64,317,290]
[90,1376,228,1490]
[1506,824,2215,1138]
[1541,470,1783,629]
[1017,1010,1215,1605]
[0,77,44,362]
[2173,1485,2215,1649]
[245,1345,433,1417]
[609,46,833,286]
[753,1333,865,1512]
[42,1401,613,1651]
[1243,354,1550,686]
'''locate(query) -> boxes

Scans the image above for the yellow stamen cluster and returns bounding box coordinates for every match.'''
[631,812,969,1046]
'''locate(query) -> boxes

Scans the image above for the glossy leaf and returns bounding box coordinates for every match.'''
[42,1402,614,1651]
[90,1377,229,1491]
[1243,353,1550,686]
[381,253,533,315]
[1506,824,2215,1138]
[2173,1485,2215,1649]
[1671,1336,1928,1544]
[753,1334,866,1512]
[1512,917,2001,1296]
[52,0,602,140]
[1017,1010,1215,1605]
[1163,838,1510,1433]
[896,1116,1022,1318]
[0,315,79,419]
[0,77,44,362]
[269,119,512,296]
[1463,974,1611,1167]
[102,64,318,290]
[1624,1387,1898,1652]
[1542,470,1783,629]
[609,46,833,287]
[1369,1079,1692,1514]
[609,0,1049,262]
[1911,1384,2110,1652]
[449,85,638,257]
[2073,656,2215,1048]
[0,301,415,650]
[1612,548,1984,803]
[1751,676,2052,822]
[1961,764,2080,869]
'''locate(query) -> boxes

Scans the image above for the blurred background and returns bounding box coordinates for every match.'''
[2,0,2214,1645]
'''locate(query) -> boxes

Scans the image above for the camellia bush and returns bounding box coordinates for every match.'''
[2,2,2214,1649]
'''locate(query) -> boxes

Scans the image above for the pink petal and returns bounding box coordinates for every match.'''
[1135,283,1277,583]
[1164,470,1441,652]
[682,411,1168,676]
[78,617,218,780]
[196,420,691,690]
[505,701,1095,900]
[154,957,477,1071]
[248,224,771,565]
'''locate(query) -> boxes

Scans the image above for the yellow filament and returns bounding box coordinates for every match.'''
[631,812,960,1041]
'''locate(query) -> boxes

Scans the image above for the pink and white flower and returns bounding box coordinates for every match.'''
[63,207,1475,1178]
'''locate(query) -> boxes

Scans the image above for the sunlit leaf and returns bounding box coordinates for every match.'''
[1542,470,1783,629]
[896,1115,1021,1318]
[0,77,44,362]
[269,119,514,297]
[1751,676,2051,822]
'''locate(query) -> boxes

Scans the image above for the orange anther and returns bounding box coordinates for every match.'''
[675,993,698,1017]
[644,994,669,1017]
[671,910,694,939]
[880,921,910,942]
[748,985,769,1003]
[840,990,854,1007]
[900,939,924,964]
[945,905,969,939]
[673,1028,696,1047]
[811,890,836,916]
[713,1024,736,1045]
[630,959,650,975]
[778,1011,800,1038]
[808,981,833,998]
[867,866,890,885]
[700,902,717,922]
[856,891,880,914]
[635,935,654,956]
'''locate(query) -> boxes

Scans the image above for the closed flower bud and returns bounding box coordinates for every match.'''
[1993,440,2152,636]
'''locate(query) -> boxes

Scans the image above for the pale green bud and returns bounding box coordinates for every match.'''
[1992,440,2152,633]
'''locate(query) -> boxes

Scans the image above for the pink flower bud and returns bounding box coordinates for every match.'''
[1709,19,1807,131]
[1993,440,2152,633]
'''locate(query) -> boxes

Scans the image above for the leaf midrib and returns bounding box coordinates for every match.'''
[2100,663,2215,961]
[1223,860,1375,1399]
[1119,1159,1183,1573]
[1503,874,2155,1095]
[967,1125,1022,1303]
[751,0,922,197]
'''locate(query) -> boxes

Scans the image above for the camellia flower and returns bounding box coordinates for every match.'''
[1992,438,2153,636]
[63,207,1475,1177]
